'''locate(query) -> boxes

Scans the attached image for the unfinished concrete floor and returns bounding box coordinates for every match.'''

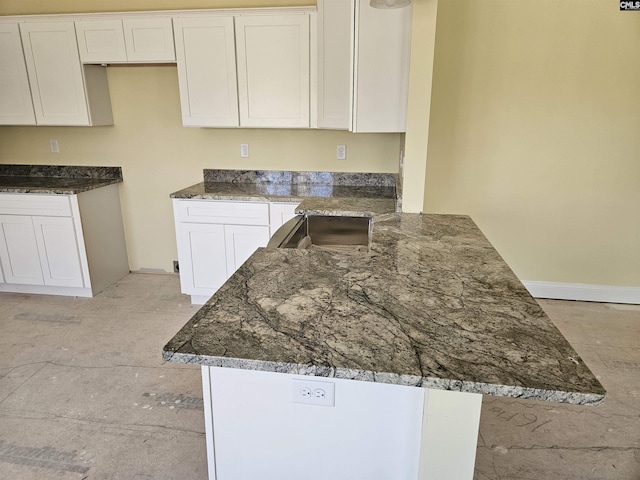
[0,273,638,479]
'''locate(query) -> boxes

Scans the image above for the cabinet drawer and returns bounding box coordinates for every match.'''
[0,194,72,217]
[176,200,269,225]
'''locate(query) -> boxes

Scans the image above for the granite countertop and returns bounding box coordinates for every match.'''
[164,212,606,406]
[171,169,400,216]
[0,165,123,194]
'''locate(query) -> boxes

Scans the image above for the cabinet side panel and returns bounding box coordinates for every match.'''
[209,368,424,480]
[77,185,129,295]
[83,64,114,126]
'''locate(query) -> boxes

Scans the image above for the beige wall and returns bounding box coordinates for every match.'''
[0,1,401,273]
[422,0,640,287]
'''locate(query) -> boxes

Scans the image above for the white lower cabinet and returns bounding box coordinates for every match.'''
[0,214,45,285]
[178,223,228,298]
[224,224,271,274]
[33,216,84,287]
[174,199,298,304]
[0,214,83,287]
[269,202,299,236]
[0,186,129,297]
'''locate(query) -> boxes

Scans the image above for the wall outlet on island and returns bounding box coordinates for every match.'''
[292,379,335,407]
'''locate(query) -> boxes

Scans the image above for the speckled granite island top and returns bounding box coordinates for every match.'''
[0,165,123,194]
[164,213,606,406]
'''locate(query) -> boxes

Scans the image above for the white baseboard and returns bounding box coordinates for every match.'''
[523,281,640,305]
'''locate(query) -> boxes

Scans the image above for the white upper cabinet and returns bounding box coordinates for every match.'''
[235,14,310,128]
[0,23,36,125]
[316,0,351,130]
[317,0,412,133]
[19,21,113,126]
[173,16,239,127]
[75,19,127,63]
[122,17,175,62]
[352,0,412,132]
[76,17,175,63]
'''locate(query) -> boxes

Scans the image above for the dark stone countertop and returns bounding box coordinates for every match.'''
[163,212,606,406]
[0,165,123,194]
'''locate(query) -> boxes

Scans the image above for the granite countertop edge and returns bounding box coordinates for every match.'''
[0,177,122,195]
[0,165,123,195]
[162,351,605,406]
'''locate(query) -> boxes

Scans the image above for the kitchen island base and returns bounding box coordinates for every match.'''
[201,366,482,480]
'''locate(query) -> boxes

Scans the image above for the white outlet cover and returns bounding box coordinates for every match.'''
[240,143,249,158]
[292,379,335,407]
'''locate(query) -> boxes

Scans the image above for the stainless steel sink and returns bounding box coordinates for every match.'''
[267,215,371,252]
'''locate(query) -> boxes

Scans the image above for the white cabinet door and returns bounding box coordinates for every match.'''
[0,23,36,125]
[76,17,175,63]
[19,21,113,126]
[317,0,351,130]
[269,202,299,235]
[123,17,175,62]
[33,216,84,288]
[75,19,128,63]
[235,14,310,128]
[178,223,229,297]
[174,16,239,127]
[224,225,270,274]
[0,215,44,285]
[352,0,412,132]
[20,21,90,126]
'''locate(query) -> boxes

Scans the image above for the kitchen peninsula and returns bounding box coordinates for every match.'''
[164,171,605,480]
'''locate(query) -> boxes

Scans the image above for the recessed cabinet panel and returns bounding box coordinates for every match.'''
[235,15,310,128]
[75,19,127,63]
[0,215,44,285]
[174,16,239,127]
[33,216,84,288]
[0,23,36,125]
[123,17,175,62]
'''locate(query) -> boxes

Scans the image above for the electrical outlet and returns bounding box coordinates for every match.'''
[240,143,250,158]
[49,139,59,153]
[173,261,179,274]
[336,144,346,160]
[292,379,335,407]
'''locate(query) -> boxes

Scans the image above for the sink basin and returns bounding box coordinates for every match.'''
[268,215,371,251]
